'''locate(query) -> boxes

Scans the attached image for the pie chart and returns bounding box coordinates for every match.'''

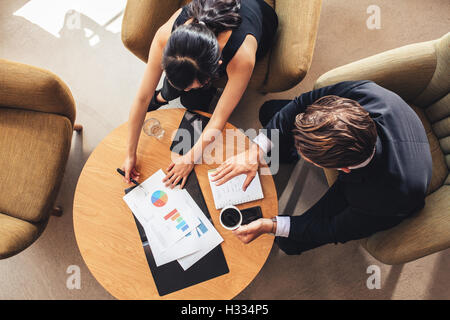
[151,190,168,207]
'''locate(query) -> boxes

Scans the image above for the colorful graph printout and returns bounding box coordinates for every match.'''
[151,190,168,207]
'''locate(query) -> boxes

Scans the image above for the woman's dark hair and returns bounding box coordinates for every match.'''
[187,0,242,35]
[162,24,220,90]
[162,0,241,90]
[293,95,378,169]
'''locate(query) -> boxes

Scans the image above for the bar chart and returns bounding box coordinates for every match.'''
[164,208,189,232]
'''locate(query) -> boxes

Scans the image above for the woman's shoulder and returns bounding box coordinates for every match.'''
[227,35,257,73]
[155,8,184,44]
[236,35,258,61]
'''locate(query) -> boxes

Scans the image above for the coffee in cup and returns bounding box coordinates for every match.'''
[219,205,242,230]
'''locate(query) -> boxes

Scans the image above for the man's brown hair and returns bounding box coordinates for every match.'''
[293,95,377,169]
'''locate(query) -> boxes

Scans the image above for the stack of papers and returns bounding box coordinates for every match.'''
[123,170,223,270]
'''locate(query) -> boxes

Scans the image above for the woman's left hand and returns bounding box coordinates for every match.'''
[163,154,194,189]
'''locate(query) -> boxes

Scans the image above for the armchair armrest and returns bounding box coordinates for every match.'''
[121,0,181,63]
[314,39,438,103]
[362,185,450,265]
[263,0,322,93]
[0,59,75,126]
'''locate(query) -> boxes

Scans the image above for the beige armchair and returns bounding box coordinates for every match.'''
[0,59,81,259]
[121,0,322,93]
[314,33,450,265]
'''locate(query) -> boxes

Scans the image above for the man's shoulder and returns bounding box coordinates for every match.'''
[338,80,402,102]
[341,168,427,216]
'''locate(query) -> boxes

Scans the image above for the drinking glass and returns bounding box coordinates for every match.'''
[143,118,165,140]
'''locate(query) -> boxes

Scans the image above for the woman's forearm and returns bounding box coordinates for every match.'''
[126,50,163,158]
[126,69,161,158]
[126,25,166,158]
[185,68,251,163]
[186,116,226,163]
[126,96,151,158]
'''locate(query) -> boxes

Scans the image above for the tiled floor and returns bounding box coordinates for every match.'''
[0,0,449,299]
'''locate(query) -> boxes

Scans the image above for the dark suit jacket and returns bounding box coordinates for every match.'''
[264,80,432,245]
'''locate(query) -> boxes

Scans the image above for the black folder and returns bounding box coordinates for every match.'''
[124,111,228,297]
[170,110,210,155]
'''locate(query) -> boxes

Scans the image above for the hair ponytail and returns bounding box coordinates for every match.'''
[186,0,242,34]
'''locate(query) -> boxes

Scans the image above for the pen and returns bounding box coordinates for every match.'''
[116,168,148,195]
[116,168,140,185]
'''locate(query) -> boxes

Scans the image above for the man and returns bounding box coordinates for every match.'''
[210,80,432,255]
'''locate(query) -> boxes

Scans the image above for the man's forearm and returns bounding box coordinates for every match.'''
[259,216,290,237]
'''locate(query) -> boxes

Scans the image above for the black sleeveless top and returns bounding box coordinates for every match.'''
[172,0,278,75]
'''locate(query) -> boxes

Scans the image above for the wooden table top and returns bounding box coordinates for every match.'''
[73,108,278,300]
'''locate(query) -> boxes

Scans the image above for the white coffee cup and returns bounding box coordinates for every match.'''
[219,205,242,230]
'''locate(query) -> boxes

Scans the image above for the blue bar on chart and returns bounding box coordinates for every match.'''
[176,220,186,229]
[198,220,208,234]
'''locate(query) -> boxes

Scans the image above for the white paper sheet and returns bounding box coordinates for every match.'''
[142,215,200,267]
[123,170,200,251]
[176,190,224,270]
[122,169,224,270]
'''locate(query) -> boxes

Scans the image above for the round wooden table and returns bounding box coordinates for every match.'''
[73,108,278,300]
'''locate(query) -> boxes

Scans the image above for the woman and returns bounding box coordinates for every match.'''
[121,0,278,188]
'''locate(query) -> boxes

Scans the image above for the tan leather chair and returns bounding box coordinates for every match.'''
[314,33,450,265]
[0,59,82,259]
[121,0,322,93]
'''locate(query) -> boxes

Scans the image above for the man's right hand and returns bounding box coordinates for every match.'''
[210,143,263,191]
[121,155,141,184]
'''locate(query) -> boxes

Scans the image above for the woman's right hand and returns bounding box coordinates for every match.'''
[121,154,141,184]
